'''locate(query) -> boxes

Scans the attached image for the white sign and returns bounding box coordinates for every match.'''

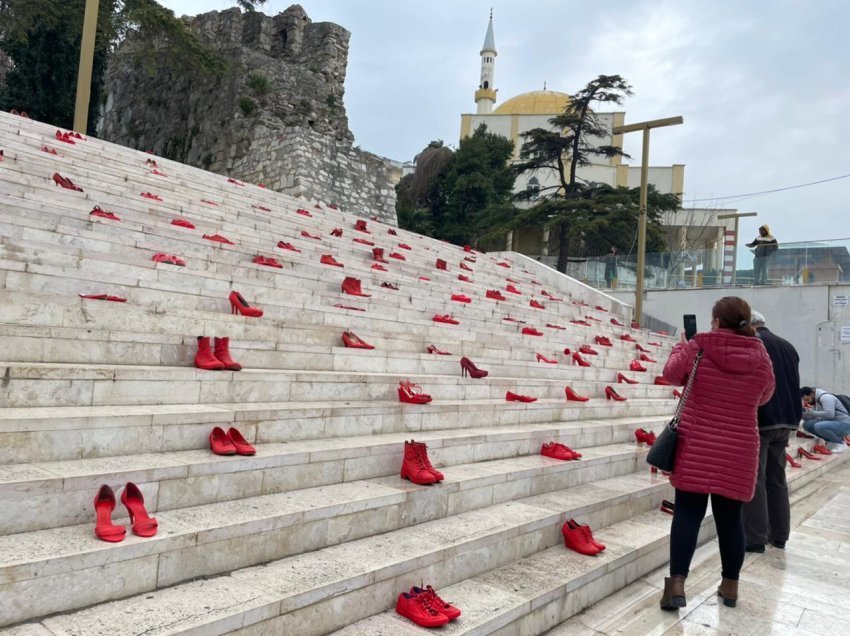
[835,295,849,308]
[841,326,850,342]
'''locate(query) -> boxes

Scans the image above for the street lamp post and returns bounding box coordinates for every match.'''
[73,0,101,134]
[612,116,683,325]
[717,211,757,286]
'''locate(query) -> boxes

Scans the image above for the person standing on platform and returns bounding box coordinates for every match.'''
[742,311,801,553]
[603,247,618,289]
[746,225,778,285]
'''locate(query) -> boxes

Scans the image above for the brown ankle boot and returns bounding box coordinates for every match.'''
[717,577,738,607]
[660,575,686,610]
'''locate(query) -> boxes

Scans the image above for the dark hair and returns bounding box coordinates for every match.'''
[800,386,814,398]
[712,296,756,337]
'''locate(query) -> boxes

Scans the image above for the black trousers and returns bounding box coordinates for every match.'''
[743,428,791,546]
[670,489,745,580]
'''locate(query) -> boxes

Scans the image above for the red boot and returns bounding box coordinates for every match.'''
[341,276,370,297]
[415,440,444,481]
[214,337,242,371]
[400,440,438,484]
[195,336,225,370]
[372,247,388,263]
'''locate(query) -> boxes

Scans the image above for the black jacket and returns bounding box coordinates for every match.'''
[755,327,802,429]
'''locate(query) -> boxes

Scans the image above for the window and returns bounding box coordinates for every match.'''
[483,80,489,89]
[527,177,540,200]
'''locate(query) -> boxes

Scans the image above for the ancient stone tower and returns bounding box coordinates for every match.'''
[98,5,397,221]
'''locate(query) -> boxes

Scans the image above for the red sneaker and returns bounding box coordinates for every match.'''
[395,591,449,627]
[352,237,374,246]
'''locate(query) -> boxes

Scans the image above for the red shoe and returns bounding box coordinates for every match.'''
[579,344,598,355]
[354,219,369,233]
[610,318,624,326]
[786,453,802,468]
[352,237,374,246]
[660,501,675,515]
[595,336,613,347]
[381,282,399,290]
[414,441,444,481]
[372,247,388,262]
[547,323,566,330]
[506,391,537,402]
[648,341,662,347]
[542,442,578,460]
[585,315,602,323]
[565,386,589,402]
[89,206,120,221]
[654,376,672,386]
[572,353,591,367]
[562,519,601,556]
[301,231,321,240]
[395,591,448,627]
[93,485,126,542]
[410,586,460,620]
[673,389,683,399]
[330,227,343,237]
[522,327,543,336]
[334,304,365,312]
[227,177,245,186]
[152,253,186,266]
[486,289,507,301]
[341,276,370,297]
[389,251,406,260]
[419,276,430,282]
[52,172,83,191]
[635,343,651,353]
[342,331,374,349]
[203,233,234,245]
[195,336,225,370]
[214,337,242,371]
[451,293,472,303]
[400,440,437,484]
[426,344,451,355]
[595,305,608,312]
[530,299,545,309]
[201,199,219,206]
[388,228,398,235]
[630,360,647,372]
[79,294,127,302]
[41,145,58,155]
[536,353,557,364]
[458,274,472,283]
[617,373,639,384]
[504,316,526,324]
[620,334,637,342]
[460,261,473,271]
[171,218,196,229]
[277,241,301,253]
[253,255,283,268]
[140,192,162,201]
[433,314,459,325]
[436,258,448,270]
[398,381,432,404]
[460,357,488,378]
[55,130,75,144]
[505,284,521,294]
[639,353,657,363]
[229,291,263,317]
[371,264,388,272]
[120,482,158,537]
[569,519,606,552]
[570,320,591,327]
[555,442,582,459]
[497,261,510,268]
[320,254,344,267]
[398,243,412,250]
[631,321,641,329]
[635,428,656,445]
[798,448,820,461]
[296,208,312,217]
[252,205,271,212]
[605,386,627,401]
[812,444,832,455]
[210,426,237,455]
[227,427,256,455]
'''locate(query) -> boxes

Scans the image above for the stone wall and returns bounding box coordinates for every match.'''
[98,5,397,221]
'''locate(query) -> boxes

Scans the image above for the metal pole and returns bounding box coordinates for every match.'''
[730,216,739,286]
[73,0,101,134]
[635,127,650,324]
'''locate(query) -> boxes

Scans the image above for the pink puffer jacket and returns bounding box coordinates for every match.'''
[662,329,775,502]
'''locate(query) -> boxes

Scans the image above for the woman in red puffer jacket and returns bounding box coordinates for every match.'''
[658,296,774,612]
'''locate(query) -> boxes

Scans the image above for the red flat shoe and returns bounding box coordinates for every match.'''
[786,453,802,468]
[418,276,430,282]
[605,386,627,401]
[595,336,613,347]
[203,233,234,245]
[90,206,120,221]
[152,253,186,266]
[451,294,472,303]
[536,353,557,364]
[630,360,647,372]
[572,353,591,367]
[352,237,374,246]
[522,327,543,336]
[229,291,263,317]
[798,447,820,461]
[93,485,126,542]
[171,218,196,229]
[505,284,521,295]
[426,344,451,355]
[579,344,598,355]
[398,380,432,404]
[301,231,321,240]
[460,356,488,378]
[433,314,459,325]
[506,391,537,402]
[253,255,283,268]
[389,251,406,260]
[530,299,545,309]
[79,294,127,303]
[210,426,237,455]
[570,320,591,327]
[341,276,370,297]
[617,373,638,384]
[227,427,256,455]
[55,130,75,144]
[140,192,162,201]
[565,386,589,402]
[342,331,375,349]
[486,289,506,301]
[120,482,158,537]
[620,334,637,342]
[320,254,344,267]
[547,323,566,330]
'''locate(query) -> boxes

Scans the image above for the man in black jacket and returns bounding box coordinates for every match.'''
[742,310,802,552]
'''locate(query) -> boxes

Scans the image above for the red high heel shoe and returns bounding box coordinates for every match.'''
[812,444,832,455]
[227,427,256,455]
[277,241,301,253]
[636,343,651,353]
[639,353,657,363]
[506,391,537,402]
[530,299,545,309]
[426,344,451,355]
[79,294,127,302]
[565,386,589,402]
[579,344,598,355]
[610,318,624,326]
[635,428,656,445]
[617,373,639,384]
[797,448,820,461]
[398,381,432,404]
[433,314,459,325]
[605,386,627,401]
[536,353,557,364]
[522,327,543,336]
[90,206,120,221]
[786,453,802,468]
[460,261,473,272]
[120,482,158,537]
[93,485,126,542]
[572,353,591,367]
[629,360,647,372]
[229,291,263,317]
[458,274,472,283]
[595,336,613,347]
[320,254,344,267]
[52,172,84,191]
[342,331,375,349]
[341,277,370,297]
[460,357,489,378]
[210,426,237,455]
[620,334,637,342]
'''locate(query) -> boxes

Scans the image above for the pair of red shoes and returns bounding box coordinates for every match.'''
[562,519,605,555]
[55,129,79,144]
[278,241,301,253]
[140,191,163,201]
[541,442,582,460]
[152,253,186,266]
[400,440,443,484]
[229,291,263,317]
[506,391,537,403]
[396,584,461,627]
[342,331,374,349]
[253,255,283,268]
[486,289,506,301]
[605,386,627,401]
[94,483,158,542]
[195,336,241,371]
[595,336,613,347]
[341,277,370,297]
[635,428,657,445]
[209,426,256,455]
[572,353,591,367]
[321,254,344,267]
[52,172,83,191]
[433,314,459,325]
[399,381,432,404]
[530,299,545,309]
[90,205,120,221]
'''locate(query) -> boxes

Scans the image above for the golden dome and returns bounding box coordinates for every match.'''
[493,90,571,115]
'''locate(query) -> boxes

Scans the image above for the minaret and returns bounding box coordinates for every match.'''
[475,10,497,114]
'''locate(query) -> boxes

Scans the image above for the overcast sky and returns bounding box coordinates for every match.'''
[159,0,850,247]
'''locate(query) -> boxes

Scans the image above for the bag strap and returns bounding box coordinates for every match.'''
[670,350,703,430]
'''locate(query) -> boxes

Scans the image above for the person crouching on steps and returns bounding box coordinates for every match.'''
[658,296,775,611]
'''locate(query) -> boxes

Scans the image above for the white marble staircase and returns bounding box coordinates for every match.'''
[0,112,845,635]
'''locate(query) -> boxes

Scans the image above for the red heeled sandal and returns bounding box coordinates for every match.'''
[635,428,656,445]
[229,291,263,317]
[120,482,158,537]
[426,344,451,355]
[93,485,126,542]
[460,357,488,378]
[565,386,589,402]
[536,353,557,364]
[605,386,627,401]
[342,331,375,350]
[398,381,432,404]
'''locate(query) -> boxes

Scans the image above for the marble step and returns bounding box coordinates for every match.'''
[330,450,850,636]
[0,469,672,632]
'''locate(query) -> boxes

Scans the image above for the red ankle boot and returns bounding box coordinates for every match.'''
[400,440,438,484]
[214,337,242,371]
[195,336,225,370]
[415,441,444,481]
[372,247,388,262]
[341,276,370,297]
[435,258,447,270]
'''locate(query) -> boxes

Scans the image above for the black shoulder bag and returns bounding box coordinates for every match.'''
[646,350,703,472]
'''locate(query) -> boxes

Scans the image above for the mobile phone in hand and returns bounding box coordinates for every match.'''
[683,314,697,340]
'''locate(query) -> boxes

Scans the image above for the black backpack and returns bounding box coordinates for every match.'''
[823,393,850,416]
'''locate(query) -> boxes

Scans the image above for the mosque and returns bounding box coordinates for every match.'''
[459,13,741,288]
